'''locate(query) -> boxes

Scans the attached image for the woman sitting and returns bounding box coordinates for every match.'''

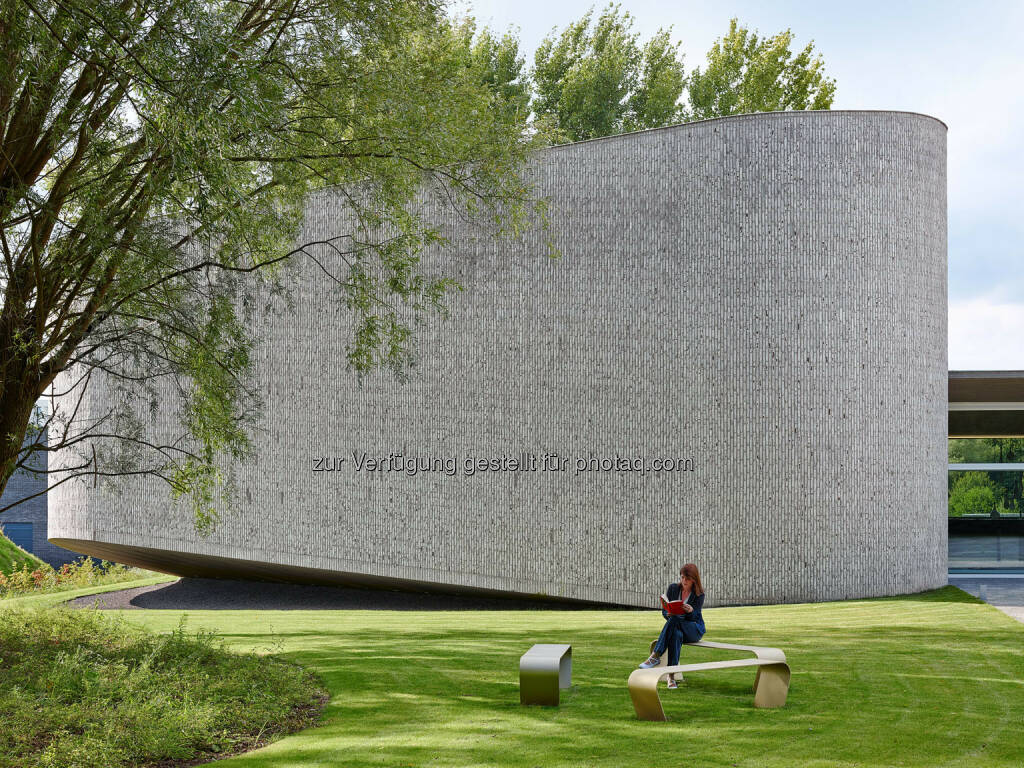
[638,562,706,689]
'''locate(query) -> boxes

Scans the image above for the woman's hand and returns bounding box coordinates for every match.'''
[682,603,693,613]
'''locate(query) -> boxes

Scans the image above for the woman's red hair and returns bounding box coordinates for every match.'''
[681,563,704,595]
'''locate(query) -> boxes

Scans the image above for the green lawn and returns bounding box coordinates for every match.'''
[14,584,1017,768]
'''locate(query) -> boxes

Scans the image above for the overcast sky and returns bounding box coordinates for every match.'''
[455,0,1024,371]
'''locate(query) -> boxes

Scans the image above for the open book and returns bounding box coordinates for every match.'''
[659,594,689,615]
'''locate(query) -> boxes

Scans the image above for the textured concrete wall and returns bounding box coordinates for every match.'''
[48,110,948,606]
[0,427,81,568]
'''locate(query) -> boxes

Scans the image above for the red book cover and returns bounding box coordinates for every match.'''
[660,594,687,615]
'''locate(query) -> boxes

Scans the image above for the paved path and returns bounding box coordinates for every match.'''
[948,573,1024,623]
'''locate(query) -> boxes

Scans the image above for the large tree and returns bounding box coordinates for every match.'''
[531,4,685,143]
[464,22,531,127]
[687,18,835,121]
[530,7,835,142]
[0,0,543,529]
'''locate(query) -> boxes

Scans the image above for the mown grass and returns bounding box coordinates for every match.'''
[0,604,328,768]
[21,584,1018,768]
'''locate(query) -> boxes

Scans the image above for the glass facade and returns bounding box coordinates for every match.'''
[948,438,1024,571]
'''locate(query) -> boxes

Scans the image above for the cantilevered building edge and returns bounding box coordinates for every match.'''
[49,110,949,607]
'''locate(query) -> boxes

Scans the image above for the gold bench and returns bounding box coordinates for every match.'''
[628,639,791,721]
[519,643,572,706]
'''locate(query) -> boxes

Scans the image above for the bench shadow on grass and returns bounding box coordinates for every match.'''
[203,611,1024,768]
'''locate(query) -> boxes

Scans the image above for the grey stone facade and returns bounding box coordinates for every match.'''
[0,427,81,568]
[48,110,949,606]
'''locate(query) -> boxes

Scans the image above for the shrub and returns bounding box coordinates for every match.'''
[0,557,155,598]
[0,606,327,768]
[948,471,1001,516]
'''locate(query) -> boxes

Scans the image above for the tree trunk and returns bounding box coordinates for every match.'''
[0,357,41,501]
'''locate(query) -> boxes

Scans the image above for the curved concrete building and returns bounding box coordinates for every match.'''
[48,110,948,606]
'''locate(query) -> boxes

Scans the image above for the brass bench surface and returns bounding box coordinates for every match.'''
[628,639,791,721]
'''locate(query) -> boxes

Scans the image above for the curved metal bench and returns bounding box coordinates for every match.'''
[628,639,791,721]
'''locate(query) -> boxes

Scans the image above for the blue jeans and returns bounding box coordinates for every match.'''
[654,615,705,666]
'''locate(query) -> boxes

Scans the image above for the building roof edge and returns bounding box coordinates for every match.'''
[542,109,948,152]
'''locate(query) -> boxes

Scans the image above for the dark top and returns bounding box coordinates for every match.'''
[663,581,706,628]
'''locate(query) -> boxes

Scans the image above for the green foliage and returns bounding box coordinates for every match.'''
[530,8,834,143]
[531,4,685,142]
[464,22,532,126]
[0,557,153,597]
[0,0,544,530]
[0,606,326,768]
[687,18,836,121]
[0,534,46,576]
[948,439,1024,515]
[949,438,1024,463]
[627,29,688,132]
[948,471,1001,516]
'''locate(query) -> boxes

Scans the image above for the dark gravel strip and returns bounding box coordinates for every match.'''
[65,577,634,611]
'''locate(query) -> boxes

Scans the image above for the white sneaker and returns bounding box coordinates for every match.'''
[638,654,661,669]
